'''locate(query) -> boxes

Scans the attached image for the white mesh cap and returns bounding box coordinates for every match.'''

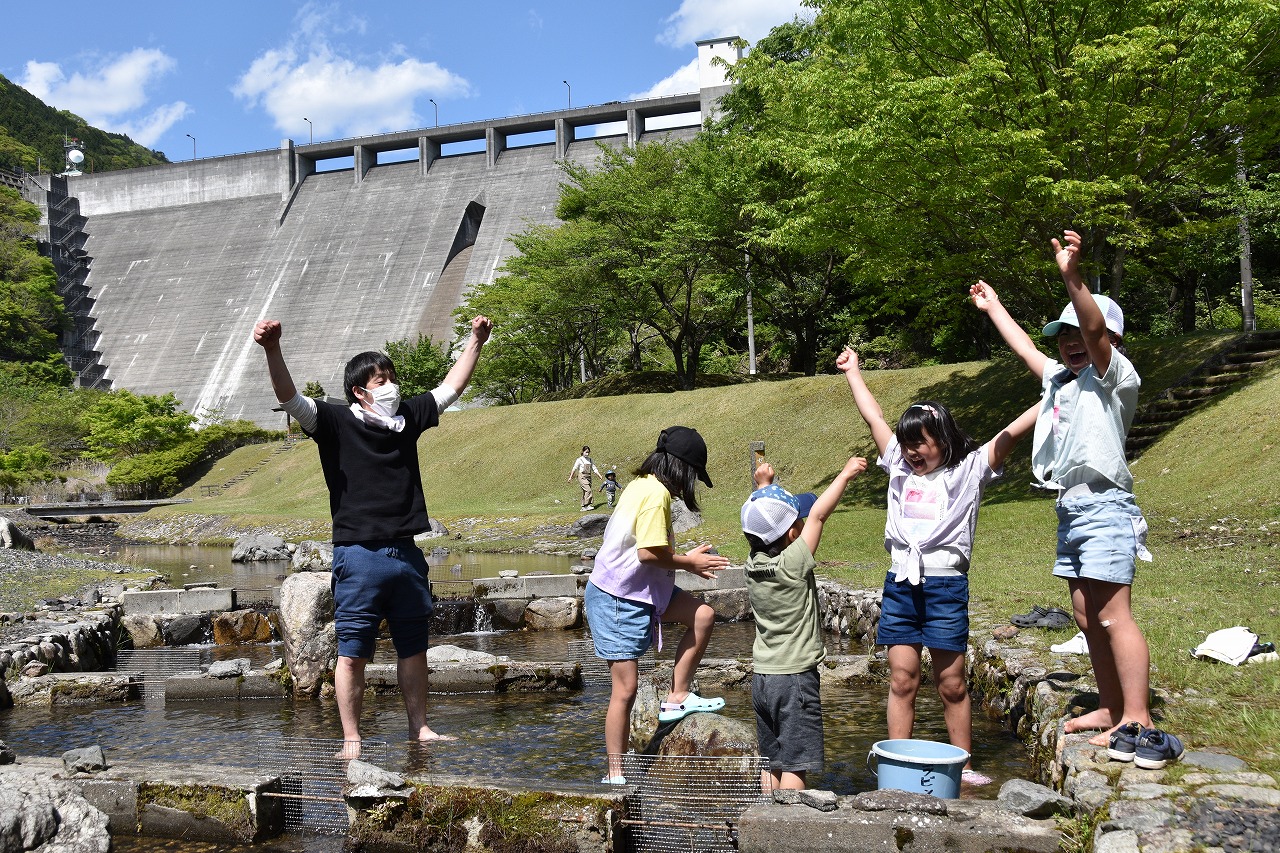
[1042,294,1124,337]
[741,484,816,544]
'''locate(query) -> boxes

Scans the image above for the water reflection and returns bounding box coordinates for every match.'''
[0,623,1028,796]
[113,544,574,604]
[6,543,1030,851]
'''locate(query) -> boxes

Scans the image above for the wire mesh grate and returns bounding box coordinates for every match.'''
[115,648,202,699]
[612,753,772,853]
[254,736,389,834]
[566,638,657,686]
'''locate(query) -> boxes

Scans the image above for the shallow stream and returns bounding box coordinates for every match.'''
[3,539,1032,850]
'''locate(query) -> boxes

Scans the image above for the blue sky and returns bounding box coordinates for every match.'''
[1,1,807,162]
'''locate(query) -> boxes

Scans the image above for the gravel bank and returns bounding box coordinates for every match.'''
[0,546,151,613]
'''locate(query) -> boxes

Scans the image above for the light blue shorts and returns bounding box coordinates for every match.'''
[1052,489,1148,585]
[584,582,654,660]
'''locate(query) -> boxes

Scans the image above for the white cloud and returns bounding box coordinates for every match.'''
[18,49,189,147]
[233,8,470,140]
[659,0,808,46]
[632,60,701,100]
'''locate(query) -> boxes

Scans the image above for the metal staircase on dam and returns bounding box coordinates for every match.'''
[25,174,111,389]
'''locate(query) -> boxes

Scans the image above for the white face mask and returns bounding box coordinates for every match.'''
[361,382,401,418]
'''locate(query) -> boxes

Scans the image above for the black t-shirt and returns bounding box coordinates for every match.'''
[305,394,440,543]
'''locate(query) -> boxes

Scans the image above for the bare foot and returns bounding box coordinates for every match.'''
[1087,719,1151,747]
[417,731,457,743]
[1063,709,1117,734]
[334,740,361,760]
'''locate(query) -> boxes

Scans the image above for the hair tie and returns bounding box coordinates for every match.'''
[909,403,939,418]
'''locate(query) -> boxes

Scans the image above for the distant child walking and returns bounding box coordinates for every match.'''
[599,470,621,508]
[838,348,1037,785]
[568,446,604,511]
[970,230,1174,766]
[741,456,867,791]
[584,427,730,784]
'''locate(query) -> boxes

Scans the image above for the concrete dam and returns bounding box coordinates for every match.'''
[26,38,740,428]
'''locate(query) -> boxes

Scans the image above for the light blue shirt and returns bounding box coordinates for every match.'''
[1031,349,1140,491]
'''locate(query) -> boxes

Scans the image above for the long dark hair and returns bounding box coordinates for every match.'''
[636,451,701,511]
[895,400,978,469]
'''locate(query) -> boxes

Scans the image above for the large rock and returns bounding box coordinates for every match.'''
[670,499,702,533]
[0,772,111,853]
[119,614,163,649]
[413,518,450,541]
[524,597,580,630]
[231,533,290,562]
[62,745,107,774]
[279,571,336,696]
[653,711,758,757]
[567,513,610,538]
[0,517,34,551]
[162,614,208,645]
[212,610,273,644]
[291,540,333,572]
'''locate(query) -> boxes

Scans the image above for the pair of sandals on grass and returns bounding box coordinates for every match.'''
[1010,604,1073,629]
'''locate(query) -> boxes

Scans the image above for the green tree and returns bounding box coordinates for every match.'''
[559,139,744,388]
[0,187,71,384]
[384,334,450,399]
[302,380,326,399]
[82,390,196,462]
[726,0,1280,352]
[458,215,649,402]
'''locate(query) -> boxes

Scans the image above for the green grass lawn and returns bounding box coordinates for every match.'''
[141,331,1280,775]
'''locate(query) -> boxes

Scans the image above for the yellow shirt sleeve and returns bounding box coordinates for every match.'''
[631,481,673,551]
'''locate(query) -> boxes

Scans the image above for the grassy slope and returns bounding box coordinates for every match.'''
[139,332,1279,772]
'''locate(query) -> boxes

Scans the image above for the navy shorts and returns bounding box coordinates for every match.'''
[331,539,433,660]
[876,572,970,653]
[752,669,823,773]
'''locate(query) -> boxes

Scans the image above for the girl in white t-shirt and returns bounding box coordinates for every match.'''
[838,348,1037,785]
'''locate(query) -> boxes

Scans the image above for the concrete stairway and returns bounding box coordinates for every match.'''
[213,435,302,493]
[1127,329,1280,459]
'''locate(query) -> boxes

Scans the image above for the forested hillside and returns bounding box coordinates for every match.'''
[0,73,168,175]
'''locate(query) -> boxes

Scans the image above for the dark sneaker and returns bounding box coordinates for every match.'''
[1134,729,1184,769]
[1106,721,1145,762]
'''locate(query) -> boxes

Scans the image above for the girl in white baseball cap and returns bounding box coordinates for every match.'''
[970,230,1161,758]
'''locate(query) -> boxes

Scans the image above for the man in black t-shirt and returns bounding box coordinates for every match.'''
[254,315,491,759]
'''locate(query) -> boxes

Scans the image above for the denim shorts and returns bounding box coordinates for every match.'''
[876,572,970,653]
[331,539,433,660]
[584,582,654,660]
[1052,490,1149,585]
[752,669,824,773]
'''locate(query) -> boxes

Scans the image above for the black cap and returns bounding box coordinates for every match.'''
[657,426,712,487]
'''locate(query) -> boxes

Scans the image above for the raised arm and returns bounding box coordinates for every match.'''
[253,319,298,403]
[800,456,867,555]
[969,280,1050,380]
[441,315,493,396]
[836,347,893,456]
[1053,230,1112,376]
[987,403,1039,471]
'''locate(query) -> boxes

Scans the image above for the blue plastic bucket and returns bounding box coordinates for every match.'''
[866,739,969,799]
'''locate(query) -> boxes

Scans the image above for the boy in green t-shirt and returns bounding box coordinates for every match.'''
[741,456,867,791]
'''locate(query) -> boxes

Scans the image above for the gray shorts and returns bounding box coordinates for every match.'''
[751,669,823,773]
